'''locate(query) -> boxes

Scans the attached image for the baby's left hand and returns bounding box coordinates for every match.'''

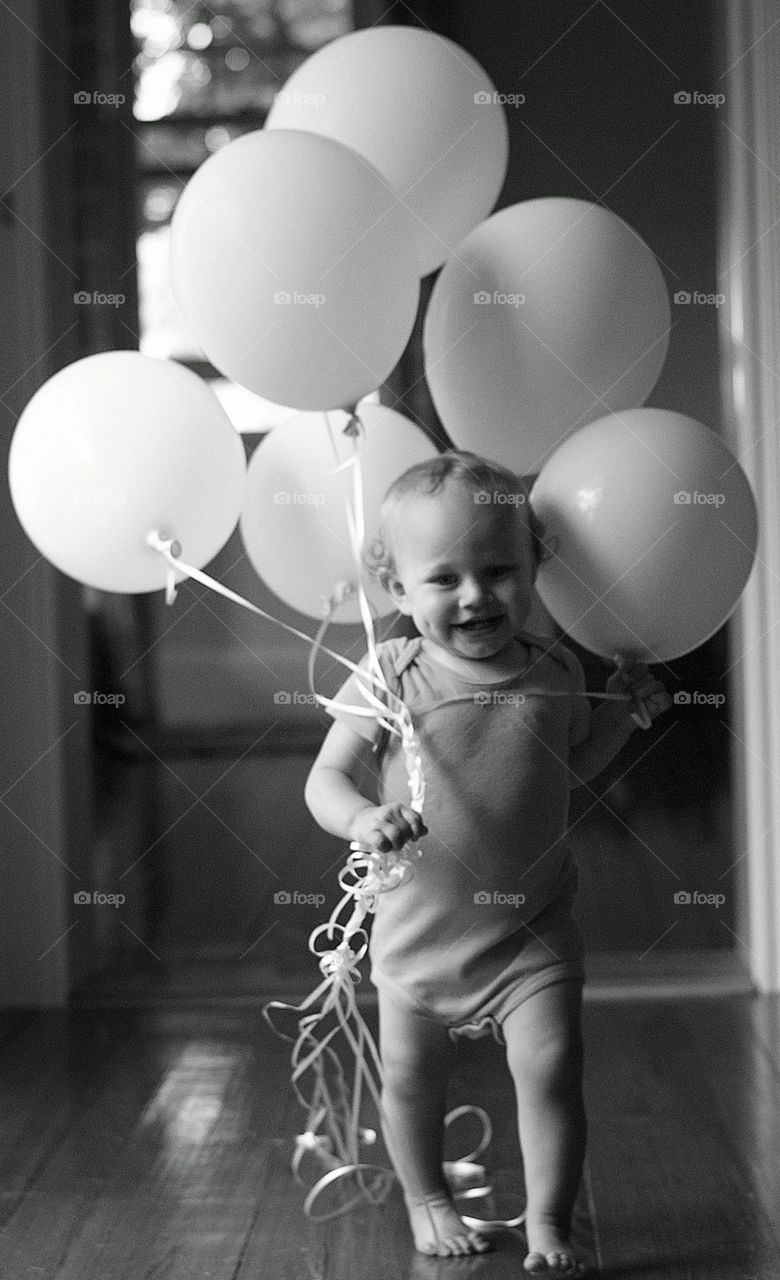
[607,657,673,730]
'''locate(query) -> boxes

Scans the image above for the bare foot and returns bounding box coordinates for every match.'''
[405,1192,494,1257]
[523,1219,585,1275]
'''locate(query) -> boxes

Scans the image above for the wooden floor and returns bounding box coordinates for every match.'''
[1,993,779,1278]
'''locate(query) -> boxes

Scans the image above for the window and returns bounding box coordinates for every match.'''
[130,0,354,429]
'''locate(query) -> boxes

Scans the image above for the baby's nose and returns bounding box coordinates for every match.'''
[459,576,491,605]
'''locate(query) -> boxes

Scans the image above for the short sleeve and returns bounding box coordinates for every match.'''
[324,652,394,751]
[558,643,591,748]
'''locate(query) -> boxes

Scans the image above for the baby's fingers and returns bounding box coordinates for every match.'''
[399,805,428,840]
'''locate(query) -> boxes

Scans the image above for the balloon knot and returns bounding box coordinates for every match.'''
[319,946,359,980]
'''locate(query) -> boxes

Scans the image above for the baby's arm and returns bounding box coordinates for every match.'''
[304,719,427,851]
[566,657,672,789]
[567,700,635,788]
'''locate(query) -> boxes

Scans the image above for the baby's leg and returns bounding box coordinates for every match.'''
[377,987,492,1257]
[502,980,587,1275]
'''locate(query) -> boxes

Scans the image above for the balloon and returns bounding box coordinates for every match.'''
[266,26,509,278]
[530,408,758,662]
[170,129,420,410]
[8,352,247,594]
[239,405,438,621]
[423,198,671,472]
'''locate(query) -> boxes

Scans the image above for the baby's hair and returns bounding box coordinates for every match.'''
[363,448,553,592]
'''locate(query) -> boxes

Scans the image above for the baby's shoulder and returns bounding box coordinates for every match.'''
[516,629,584,687]
[354,636,423,695]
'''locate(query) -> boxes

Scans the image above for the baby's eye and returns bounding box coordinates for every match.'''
[487,565,515,577]
[429,574,456,586]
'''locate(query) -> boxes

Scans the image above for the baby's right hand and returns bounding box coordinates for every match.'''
[349,803,427,853]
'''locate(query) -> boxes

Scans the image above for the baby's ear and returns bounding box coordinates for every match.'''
[385,574,412,614]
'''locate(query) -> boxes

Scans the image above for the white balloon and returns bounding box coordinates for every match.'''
[424,198,671,472]
[239,405,438,621]
[170,129,420,410]
[8,352,247,593]
[266,26,509,277]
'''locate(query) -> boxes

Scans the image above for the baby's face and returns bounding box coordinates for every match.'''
[385,485,537,663]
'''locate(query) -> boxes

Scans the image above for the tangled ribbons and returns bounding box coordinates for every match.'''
[146,410,640,1227]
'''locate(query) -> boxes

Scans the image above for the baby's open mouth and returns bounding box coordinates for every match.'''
[455,616,503,632]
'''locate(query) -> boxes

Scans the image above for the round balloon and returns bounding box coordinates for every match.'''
[424,198,671,472]
[239,405,438,621]
[170,129,420,410]
[530,408,758,662]
[266,26,509,278]
[8,352,247,593]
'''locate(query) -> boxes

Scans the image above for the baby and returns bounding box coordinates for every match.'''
[304,450,670,1272]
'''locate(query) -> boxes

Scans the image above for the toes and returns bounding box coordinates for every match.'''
[548,1251,584,1273]
[467,1231,493,1253]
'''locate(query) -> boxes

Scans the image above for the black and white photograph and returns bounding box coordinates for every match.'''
[0,2,778,1276]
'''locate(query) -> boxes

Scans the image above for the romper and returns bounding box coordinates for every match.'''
[325,631,590,1040]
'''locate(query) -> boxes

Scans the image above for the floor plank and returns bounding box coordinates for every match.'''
[582,999,780,1278]
[1,998,779,1278]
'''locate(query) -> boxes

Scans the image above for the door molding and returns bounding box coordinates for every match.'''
[717,0,780,992]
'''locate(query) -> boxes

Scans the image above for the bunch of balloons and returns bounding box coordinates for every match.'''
[8,23,757,658]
